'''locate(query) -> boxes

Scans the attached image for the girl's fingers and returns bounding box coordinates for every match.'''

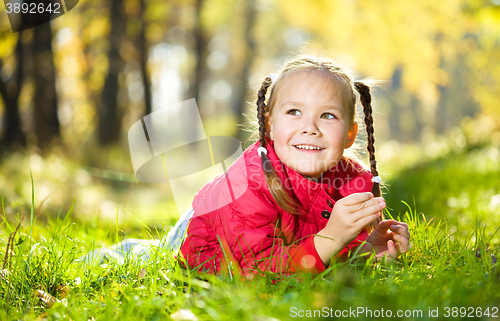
[387,240,398,258]
[390,224,411,239]
[393,234,411,253]
[392,221,409,230]
[377,240,397,263]
[356,211,381,227]
[399,222,409,230]
[375,219,397,231]
[353,200,386,222]
[355,197,385,211]
[340,192,374,206]
[392,239,402,255]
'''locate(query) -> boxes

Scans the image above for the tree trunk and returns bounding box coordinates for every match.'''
[435,84,448,135]
[190,0,207,105]
[186,0,206,141]
[232,0,257,142]
[409,95,423,141]
[138,0,152,116]
[33,22,60,151]
[98,0,125,146]
[0,32,26,150]
[388,66,403,139]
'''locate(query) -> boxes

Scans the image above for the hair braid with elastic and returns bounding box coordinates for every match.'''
[354,82,378,179]
[256,76,302,215]
[257,76,272,150]
[354,81,383,231]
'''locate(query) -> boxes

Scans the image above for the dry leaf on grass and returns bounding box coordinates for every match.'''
[34,289,59,308]
[57,285,70,299]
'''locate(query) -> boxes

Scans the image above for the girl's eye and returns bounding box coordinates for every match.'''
[287,109,302,115]
[321,113,336,119]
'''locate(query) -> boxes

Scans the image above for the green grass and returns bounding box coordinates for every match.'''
[1,143,500,320]
[384,143,500,246]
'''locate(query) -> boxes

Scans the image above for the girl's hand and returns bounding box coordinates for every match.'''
[314,192,385,265]
[361,220,411,263]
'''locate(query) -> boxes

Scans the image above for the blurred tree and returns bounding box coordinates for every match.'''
[98,0,126,145]
[387,66,403,140]
[409,95,424,141]
[138,0,152,117]
[0,32,26,150]
[231,0,257,142]
[280,0,500,141]
[186,0,207,141]
[1,0,496,155]
[33,22,60,150]
[80,0,105,136]
[189,0,206,104]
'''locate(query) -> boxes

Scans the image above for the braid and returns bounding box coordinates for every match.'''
[354,81,383,231]
[256,75,302,215]
[257,76,272,149]
[354,82,379,179]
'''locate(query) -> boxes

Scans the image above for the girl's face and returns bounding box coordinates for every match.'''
[268,71,358,180]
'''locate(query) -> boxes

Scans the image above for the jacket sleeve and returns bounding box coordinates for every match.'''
[178,187,326,274]
[225,183,369,275]
[180,185,369,275]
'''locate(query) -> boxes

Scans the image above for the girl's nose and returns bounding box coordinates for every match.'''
[301,119,320,136]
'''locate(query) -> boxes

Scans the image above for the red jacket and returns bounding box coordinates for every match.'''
[179,138,373,276]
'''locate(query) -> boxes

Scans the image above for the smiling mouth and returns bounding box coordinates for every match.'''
[293,144,324,151]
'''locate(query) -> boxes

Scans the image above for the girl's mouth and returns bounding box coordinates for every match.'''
[293,144,324,151]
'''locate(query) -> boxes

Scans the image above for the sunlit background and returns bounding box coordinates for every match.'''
[0,0,499,238]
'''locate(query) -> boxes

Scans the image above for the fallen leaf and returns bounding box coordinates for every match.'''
[57,285,70,299]
[34,290,59,308]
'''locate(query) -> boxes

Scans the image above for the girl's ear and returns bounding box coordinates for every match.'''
[345,121,358,148]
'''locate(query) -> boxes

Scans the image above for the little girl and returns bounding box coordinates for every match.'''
[85,55,411,275]
[177,55,411,275]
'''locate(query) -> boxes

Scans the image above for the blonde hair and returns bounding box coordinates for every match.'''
[254,54,383,232]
